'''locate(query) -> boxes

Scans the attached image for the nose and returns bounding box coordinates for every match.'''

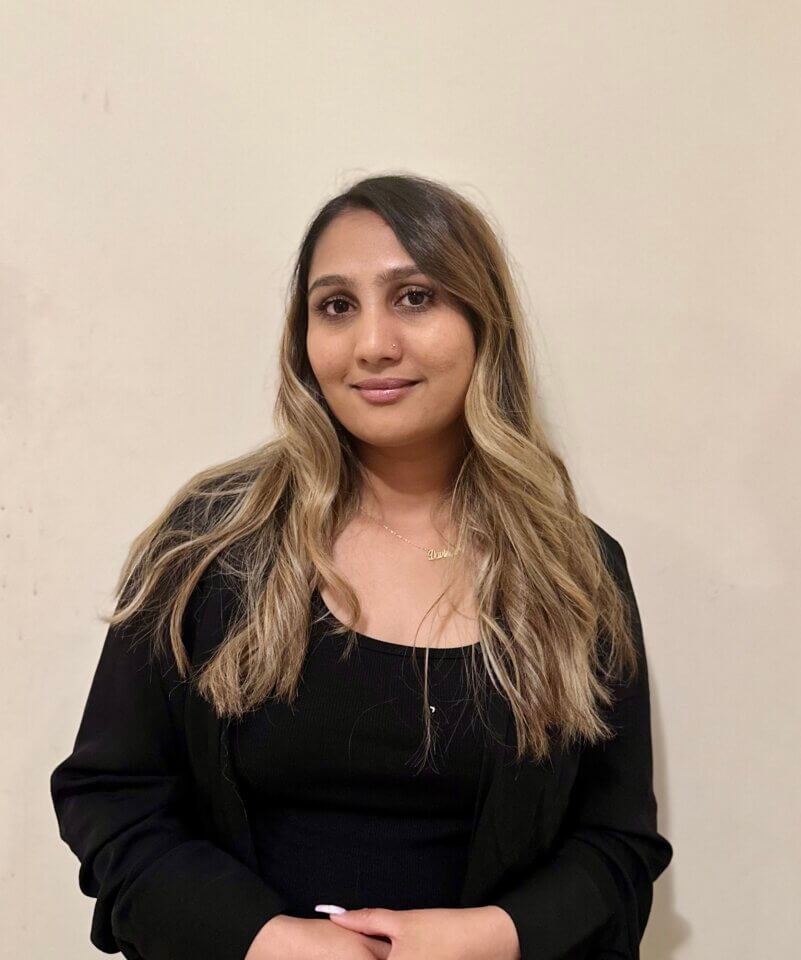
[352,302,403,362]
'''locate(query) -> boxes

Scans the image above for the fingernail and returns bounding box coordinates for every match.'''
[315,904,347,914]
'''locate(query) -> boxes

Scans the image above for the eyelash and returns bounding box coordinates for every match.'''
[313,287,436,319]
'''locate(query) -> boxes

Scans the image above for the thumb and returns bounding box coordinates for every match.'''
[328,906,394,936]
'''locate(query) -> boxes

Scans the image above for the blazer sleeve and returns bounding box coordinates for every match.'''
[490,536,673,960]
[50,575,291,960]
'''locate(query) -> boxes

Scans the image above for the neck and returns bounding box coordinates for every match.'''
[354,427,467,529]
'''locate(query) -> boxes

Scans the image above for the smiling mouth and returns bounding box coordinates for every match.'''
[352,382,421,403]
[352,380,421,389]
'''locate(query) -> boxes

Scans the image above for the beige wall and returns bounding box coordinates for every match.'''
[3,2,799,957]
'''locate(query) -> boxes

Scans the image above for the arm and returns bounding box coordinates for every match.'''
[50,575,291,960]
[490,536,673,960]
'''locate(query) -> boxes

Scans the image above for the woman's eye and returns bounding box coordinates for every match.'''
[317,297,350,317]
[314,287,435,319]
[402,288,433,309]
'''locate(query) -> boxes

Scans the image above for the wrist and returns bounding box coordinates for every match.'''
[244,913,293,960]
[469,905,521,960]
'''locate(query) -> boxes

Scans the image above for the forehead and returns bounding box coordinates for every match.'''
[309,209,410,272]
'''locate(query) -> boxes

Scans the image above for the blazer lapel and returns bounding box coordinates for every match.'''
[457,686,516,905]
[184,573,261,872]
[458,692,584,905]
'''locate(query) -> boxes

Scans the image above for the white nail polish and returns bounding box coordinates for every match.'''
[315,903,347,914]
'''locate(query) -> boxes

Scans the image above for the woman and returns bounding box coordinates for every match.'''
[51,173,673,960]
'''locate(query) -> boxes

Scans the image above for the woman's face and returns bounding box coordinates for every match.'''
[306,208,476,452]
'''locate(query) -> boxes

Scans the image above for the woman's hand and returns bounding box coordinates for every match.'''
[327,906,521,960]
[244,912,393,960]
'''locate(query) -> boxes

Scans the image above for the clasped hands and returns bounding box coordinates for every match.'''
[247,905,520,960]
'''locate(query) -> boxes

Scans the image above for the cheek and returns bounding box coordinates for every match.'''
[307,333,344,382]
[423,319,475,375]
[423,339,475,386]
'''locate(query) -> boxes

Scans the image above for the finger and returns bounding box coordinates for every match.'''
[359,932,392,959]
[330,907,397,932]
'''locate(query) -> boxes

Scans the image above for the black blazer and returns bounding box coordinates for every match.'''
[50,522,673,960]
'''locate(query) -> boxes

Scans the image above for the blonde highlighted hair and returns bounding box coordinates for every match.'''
[105,172,638,768]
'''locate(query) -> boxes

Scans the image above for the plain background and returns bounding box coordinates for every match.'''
[2,2,799,958]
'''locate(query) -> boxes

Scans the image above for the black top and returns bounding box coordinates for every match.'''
[232,587,492,917]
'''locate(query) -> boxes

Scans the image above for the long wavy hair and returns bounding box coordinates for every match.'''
[104,172,638,768]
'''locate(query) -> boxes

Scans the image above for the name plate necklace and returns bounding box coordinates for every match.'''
[357,507,462,560]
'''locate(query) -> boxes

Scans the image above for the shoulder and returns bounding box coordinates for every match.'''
[181,562,244,668]
[584,515,626,573]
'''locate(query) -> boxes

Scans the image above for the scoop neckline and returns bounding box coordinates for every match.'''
[311,587,479,658]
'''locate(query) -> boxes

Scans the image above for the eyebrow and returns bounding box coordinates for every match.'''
[307,264,425,297]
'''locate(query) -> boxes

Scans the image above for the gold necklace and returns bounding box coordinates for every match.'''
[357,507,461,560]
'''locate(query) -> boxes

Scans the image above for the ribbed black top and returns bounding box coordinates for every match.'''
[231,587,491,918]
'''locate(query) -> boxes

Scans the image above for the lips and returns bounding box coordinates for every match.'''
[353,381,421,404]
[353,379,420,389]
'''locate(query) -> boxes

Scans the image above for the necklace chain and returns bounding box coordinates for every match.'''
[357,507,461,561]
